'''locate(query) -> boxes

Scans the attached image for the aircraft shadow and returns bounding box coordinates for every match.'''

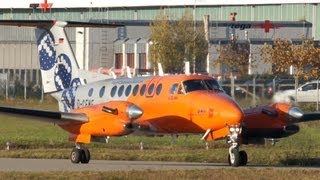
[280,157,320,167]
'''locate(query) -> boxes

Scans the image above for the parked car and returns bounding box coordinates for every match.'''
[273,80,320,103]
[265,79,296,98]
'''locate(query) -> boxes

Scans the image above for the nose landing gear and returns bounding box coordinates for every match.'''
[70,143,91,164]
[227,126,247,167]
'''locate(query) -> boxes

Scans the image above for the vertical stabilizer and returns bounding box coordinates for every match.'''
[36,21,83,93]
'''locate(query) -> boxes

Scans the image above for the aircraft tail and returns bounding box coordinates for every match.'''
[0,20,122,93]
[36,21,82,93]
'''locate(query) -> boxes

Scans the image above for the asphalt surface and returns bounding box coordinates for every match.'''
[1,158,320,172]
[0,158,228,172]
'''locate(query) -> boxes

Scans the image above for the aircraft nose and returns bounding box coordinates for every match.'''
[217,97,243,126]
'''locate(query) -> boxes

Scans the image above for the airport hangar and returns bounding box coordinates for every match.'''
[0,0,320,85]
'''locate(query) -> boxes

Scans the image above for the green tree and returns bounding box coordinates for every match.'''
[149,10,208,73]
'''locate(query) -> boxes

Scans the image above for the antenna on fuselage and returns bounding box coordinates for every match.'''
[158,63,164,76]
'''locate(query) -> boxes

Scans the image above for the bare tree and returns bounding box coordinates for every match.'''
[214,38,250,76]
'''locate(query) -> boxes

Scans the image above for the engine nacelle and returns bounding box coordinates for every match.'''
[60,101,143,141]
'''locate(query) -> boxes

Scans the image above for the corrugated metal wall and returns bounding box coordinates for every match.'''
[0,4,318,39]
[0,4,319,40]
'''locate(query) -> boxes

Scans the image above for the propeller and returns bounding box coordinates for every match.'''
[288,106,320,122]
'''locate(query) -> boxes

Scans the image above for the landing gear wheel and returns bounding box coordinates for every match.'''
[228,148,240,167]
[70,148,82,164]
[239,150,247,166]
[80,147,91,164]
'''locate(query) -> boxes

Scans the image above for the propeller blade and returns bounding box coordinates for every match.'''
[300,112,320,122]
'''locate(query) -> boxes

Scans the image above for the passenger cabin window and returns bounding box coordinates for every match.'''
[156,84,162,95]
[99,86,105,97]
[88,88,93,97]
[110,86,117,97]
[148,83,155,95]
[132,85,139,96]
[125,85,132,96]
[140,84,146,96]
[169,83,178,94]
[118,85,124,97]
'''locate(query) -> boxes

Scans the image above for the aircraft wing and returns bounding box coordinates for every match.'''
[0,106,88,125]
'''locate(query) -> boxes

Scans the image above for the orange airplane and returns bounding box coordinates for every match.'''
[0,20,319,167]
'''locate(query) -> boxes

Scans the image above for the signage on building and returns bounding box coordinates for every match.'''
[229,20,281,33]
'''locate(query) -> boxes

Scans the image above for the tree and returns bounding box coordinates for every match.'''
[261,38,320,79]
[149,10,208,74]
[214,38,250,76]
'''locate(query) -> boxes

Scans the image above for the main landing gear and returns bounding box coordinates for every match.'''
[227,126,247,167]
[70,143,91,164]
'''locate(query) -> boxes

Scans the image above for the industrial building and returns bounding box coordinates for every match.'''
[0,0,320,85]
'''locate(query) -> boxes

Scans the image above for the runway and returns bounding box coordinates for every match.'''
[0,158,228,172]
[1,158,319,172]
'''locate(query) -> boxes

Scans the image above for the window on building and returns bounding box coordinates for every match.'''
[127,53,134,68]
[138,53,146,69]
[115,53,123,69]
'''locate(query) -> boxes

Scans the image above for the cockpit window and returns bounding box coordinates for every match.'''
[182,79,207,93]
[169,83,179,94]
[182,79,223,93]
[204,79,224,91]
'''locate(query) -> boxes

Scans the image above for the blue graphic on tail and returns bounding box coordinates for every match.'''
[37,31,57,71]
[61,87,77,112]
[37,30,81,91]
[54,54,72,91]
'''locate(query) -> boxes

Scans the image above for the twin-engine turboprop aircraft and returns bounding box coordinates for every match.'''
[0,20,319,167]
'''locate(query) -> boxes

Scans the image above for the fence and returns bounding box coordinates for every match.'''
[220,76,295,106]
[0,69,43,100]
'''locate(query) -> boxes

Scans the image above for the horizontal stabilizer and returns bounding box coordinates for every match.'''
[0,106,88,125]
[0,20,123,28]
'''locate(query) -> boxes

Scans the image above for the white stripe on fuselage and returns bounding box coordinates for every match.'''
[54,76,151,112]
